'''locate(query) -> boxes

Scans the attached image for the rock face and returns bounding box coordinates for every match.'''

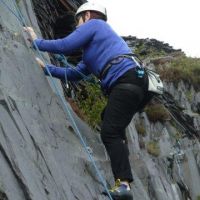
[0,1,200,200]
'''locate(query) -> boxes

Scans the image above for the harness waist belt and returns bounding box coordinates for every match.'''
[99,54,140,80]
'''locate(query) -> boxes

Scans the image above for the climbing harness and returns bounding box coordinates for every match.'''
[0,0,113,199]
[99,53,163,95]
[99,53,144,80]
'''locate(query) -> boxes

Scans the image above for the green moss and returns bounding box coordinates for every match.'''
[174,131,182,140]
[158,56,200,91]
[185,90,193,102]
[76,82,106,129]
[146,141,160,157]
[145,104,171,123]
[135,123,146,136]
[134,43,145,56]
[134,42,167,59]
[196,195,200,200]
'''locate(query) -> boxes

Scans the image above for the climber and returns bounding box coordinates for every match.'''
[24,2,152,199]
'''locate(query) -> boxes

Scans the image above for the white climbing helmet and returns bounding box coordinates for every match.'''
[75,2,107,19]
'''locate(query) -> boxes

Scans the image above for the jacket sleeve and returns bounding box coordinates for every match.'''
[34,21,96,54]
[44,61,91,82]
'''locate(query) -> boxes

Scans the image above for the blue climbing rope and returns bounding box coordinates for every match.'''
[0,0,113,199]
[0,0,24,25]
[53,54,95,83]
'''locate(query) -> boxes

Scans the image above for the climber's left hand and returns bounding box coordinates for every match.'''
[23,26,38,41]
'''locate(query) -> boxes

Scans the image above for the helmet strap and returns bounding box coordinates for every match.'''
[82,15,86,23]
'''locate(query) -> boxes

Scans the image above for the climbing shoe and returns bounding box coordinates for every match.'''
[102,179,133,200]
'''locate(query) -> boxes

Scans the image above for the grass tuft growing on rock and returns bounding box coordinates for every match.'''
[157,56,200,91]
[146,141,160,157]
[145,104,171,123]
[76,82,107,129]
[135,123,146,136]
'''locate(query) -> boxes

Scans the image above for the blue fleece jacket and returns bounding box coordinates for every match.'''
[34,19,137,91]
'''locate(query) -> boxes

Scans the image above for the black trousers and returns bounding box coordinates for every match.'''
[100,68,151,182]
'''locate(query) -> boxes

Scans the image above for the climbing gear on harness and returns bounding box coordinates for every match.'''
[123,54,163,95]
[118,54,163,95]
[75,2,107,20]
[135,66,145,78]
[123,54,145,78]
[99,53,163,96]
[102,179,133,200]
